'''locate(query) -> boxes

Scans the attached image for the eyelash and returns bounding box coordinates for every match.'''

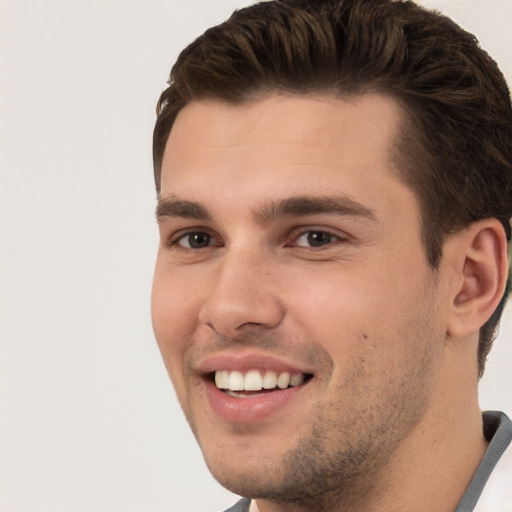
[167,226,348,252]
[169,229,221,250]
[287,228,347,249]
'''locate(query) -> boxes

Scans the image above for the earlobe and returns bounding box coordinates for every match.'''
[447,219,509,339]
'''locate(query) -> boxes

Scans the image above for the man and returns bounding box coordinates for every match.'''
[150,1,512,511]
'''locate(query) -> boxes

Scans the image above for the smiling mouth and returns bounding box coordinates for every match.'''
[212,369,313,397]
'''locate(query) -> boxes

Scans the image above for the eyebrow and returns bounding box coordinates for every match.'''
[155,194,376,224]
[156,195,213,222]
[255,195,377,224]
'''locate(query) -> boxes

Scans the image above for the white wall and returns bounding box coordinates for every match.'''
[0,1,510,511]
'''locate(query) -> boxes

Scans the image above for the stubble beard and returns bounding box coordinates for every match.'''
[184,290,440,511]
[198,352,436,512]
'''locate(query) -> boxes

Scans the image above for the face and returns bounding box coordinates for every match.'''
[152,94,449,507]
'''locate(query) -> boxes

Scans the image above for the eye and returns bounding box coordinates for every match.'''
[175,231,216,249]
[294,229,343,248]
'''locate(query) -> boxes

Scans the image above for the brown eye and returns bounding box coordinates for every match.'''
[295,230,338,248]
[178,232,213,249]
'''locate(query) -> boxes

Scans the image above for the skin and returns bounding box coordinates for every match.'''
[152,94,496,512]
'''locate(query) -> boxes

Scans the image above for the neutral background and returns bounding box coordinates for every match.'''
[1,1,511,511]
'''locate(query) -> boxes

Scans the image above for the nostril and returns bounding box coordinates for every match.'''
[198,270,285,337]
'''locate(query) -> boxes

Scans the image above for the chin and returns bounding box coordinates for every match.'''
[205,454,281,498]
[198,433,293,498]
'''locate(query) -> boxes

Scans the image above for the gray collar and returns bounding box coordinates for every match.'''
[454,411,512,512]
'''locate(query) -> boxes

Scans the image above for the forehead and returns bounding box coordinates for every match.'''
[160,93,405,205]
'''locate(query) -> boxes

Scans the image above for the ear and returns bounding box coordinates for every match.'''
[446,218,509,339]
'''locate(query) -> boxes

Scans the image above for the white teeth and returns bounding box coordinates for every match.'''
[228,371,244,391]
[214,370,307,392]
[262,370,277,389]
[216,370,229,389]
[277,372,290,389]
[290,373,305,386]
[244,370,263,391]
[227,390,264,398]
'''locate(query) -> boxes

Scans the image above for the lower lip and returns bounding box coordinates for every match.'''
[203,380,308,423]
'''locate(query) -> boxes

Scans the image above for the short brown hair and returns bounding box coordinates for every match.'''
[153,0,512,375]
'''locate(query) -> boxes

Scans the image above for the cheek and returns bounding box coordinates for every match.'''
[285,268,377,378]
[288,264,376,333]
[151,263,202,384]
[285,261,431,369]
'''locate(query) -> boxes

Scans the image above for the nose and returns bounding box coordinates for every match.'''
[198,249,285,338]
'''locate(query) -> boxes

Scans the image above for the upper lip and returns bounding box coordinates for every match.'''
[197,352,316,376]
